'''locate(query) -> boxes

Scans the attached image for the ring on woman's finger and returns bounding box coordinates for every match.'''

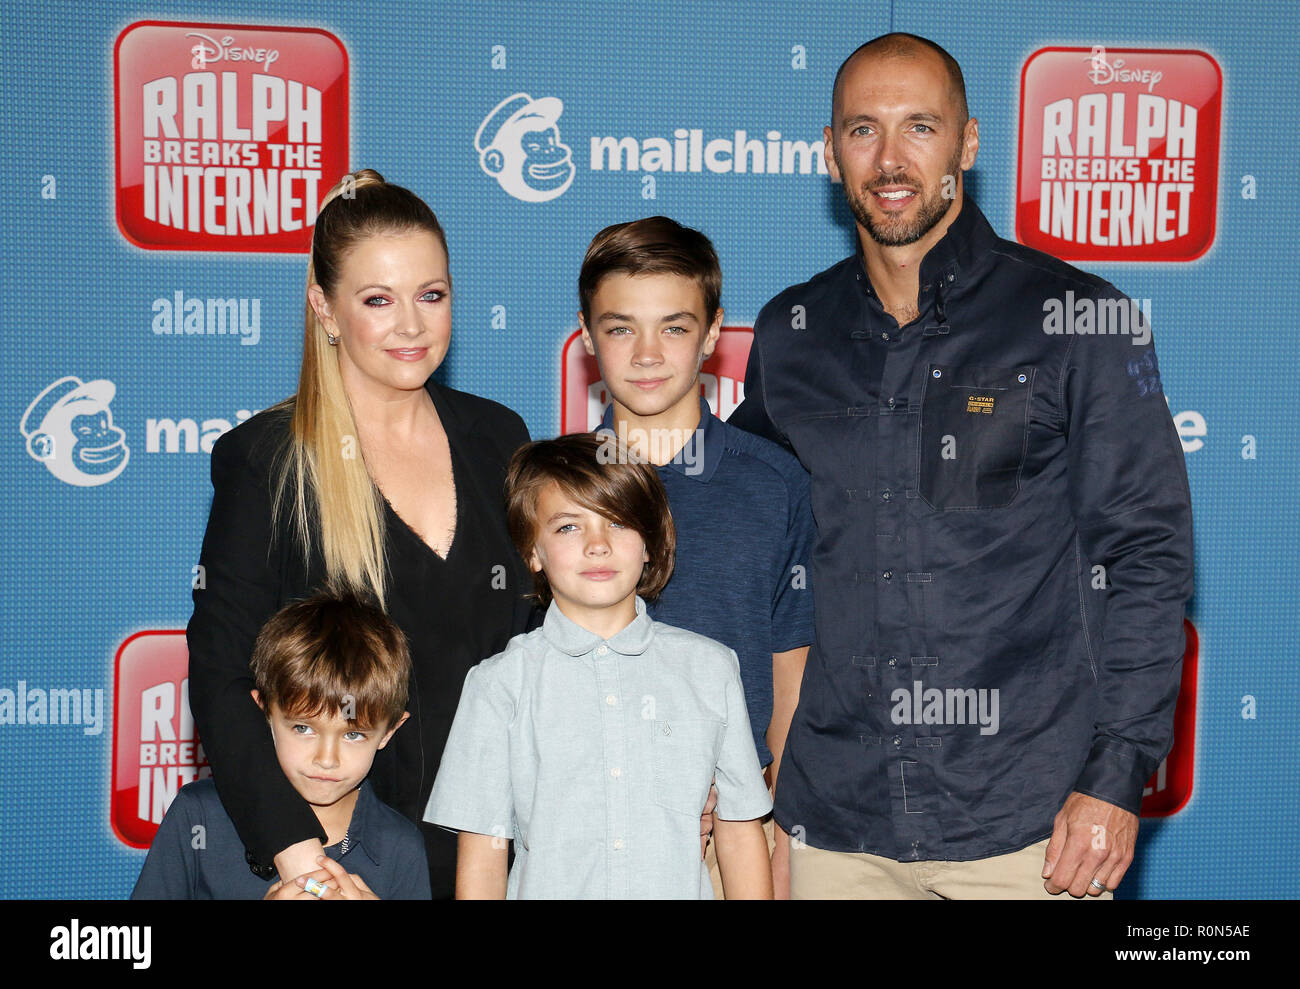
[303,877,329,898]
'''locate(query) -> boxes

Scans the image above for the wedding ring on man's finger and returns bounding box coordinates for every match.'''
[303,877,328,898]
[1089,878,1108,892]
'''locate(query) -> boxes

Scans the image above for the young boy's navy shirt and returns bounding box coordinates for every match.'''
[131,779,431,899]
[600,398,815,765]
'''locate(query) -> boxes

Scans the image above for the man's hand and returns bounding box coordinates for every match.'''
[699,782,718,859]
[1042,791,1138,896]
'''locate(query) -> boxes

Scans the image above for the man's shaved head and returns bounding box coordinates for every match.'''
[832,33,969,126]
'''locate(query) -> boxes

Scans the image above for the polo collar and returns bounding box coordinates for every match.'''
[597,398,722,484]
[331,780,383,868]
[542,596,656,657]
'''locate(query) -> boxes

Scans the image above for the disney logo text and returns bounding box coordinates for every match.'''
[1085,46,1162,92]
[187,32,280,72]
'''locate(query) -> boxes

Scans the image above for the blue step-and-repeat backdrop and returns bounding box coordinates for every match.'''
[2,0,1296,899]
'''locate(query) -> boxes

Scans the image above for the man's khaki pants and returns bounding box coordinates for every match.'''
[789,837,1114,899]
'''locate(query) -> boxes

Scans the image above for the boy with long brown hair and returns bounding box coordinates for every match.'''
[425,434,773,899]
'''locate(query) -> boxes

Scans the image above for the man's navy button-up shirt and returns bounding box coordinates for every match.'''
[731,197,1194,861]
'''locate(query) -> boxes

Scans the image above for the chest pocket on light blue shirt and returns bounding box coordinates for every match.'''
[651,719,723,817]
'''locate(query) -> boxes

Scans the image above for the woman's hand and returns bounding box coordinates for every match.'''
[273,838,327,888]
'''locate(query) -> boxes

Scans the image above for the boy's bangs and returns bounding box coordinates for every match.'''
[274,690,387,731]
[561,478,639,533]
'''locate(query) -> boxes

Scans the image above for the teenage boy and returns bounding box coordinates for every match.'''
[576,216,815,895]
[425,434,774,899]
[132,593,430,899]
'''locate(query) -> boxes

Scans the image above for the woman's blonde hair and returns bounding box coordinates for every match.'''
[272,169,449,608]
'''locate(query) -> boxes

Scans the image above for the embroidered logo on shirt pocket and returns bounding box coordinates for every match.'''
[918,364,1034,510]
[651,719,723,817]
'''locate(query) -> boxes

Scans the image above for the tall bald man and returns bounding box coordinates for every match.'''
[731,34,1193,899]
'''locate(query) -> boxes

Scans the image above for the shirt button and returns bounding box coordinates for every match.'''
[888,656,898,667]
[881,489,891,502]
[605,694,617,706]
[887,396,896,409]
[613,838,624,850]
[882,570,893,580]
[610,767,621,778]
[892,735,902,747]
[881,332,891,342]
[595,645,608,657]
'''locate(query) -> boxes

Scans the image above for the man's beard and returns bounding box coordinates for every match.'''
[844,143,965,247]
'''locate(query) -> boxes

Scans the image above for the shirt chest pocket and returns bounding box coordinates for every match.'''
[918,364,1034,510]
[651,719,723,817]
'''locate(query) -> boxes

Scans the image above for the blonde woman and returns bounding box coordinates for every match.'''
[186,170,533,898]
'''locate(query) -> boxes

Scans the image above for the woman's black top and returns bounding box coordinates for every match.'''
[186,379,533,897]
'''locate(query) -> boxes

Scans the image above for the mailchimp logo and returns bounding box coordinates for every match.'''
[21,377,130,486]
[475,93,575,202]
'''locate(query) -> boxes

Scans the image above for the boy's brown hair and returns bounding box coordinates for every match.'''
[578,215,722,323]
[505,433,676,605]
[249,591,409,730]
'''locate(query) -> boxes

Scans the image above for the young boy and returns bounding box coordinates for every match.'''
[425,434,773,899]
[576,216,815,896]
[131,593,430,899]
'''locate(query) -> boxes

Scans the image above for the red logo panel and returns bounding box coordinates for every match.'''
[111,631,209,848]
[1140,618,1198,817]
[115,21,349,252]
[561,326,752,434]
[1017,47,1221,261]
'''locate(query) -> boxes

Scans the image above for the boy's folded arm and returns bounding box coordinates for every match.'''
[455,831,509,899]
[713,817,774,899]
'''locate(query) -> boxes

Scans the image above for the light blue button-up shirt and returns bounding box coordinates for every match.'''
[425,597,772,899]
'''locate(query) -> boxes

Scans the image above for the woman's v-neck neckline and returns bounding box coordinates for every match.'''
[381,444,461,564]
[379,381,463,565]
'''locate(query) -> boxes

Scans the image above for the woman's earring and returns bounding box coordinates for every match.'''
[327,333,339,345]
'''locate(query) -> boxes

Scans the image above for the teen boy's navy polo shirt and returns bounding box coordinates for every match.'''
[599,398,815,766]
